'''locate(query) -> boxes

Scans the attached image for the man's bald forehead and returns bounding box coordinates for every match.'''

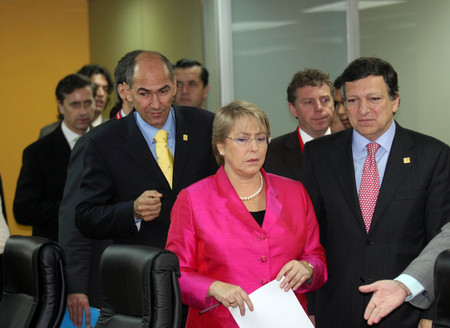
[126,50,174,87]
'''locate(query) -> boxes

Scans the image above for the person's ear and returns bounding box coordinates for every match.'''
[123,82,133,102]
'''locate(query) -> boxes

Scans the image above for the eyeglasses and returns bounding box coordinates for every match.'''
[226,136,271,146]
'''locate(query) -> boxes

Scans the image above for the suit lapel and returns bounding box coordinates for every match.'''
[330,130,365,228]
[216,167,263,231]
[52,125,71,158]
[172,107,194,191]
[370,122,415,232]
[261,170,283,233]
[120,113,167,184]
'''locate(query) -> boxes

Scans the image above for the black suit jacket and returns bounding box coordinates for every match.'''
[76,106,218,247]
[302,122,450,328]
[14,124,70,241]
[264,130,302,181]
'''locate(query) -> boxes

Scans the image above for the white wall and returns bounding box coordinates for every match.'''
[224,0,348,138]
[360,0,450,144]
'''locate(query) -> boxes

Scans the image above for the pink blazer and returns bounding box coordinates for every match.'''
[166,166,327,328]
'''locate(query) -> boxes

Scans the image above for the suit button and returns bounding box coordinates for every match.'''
[260,256,267,262]
[366,239,375,246]
[257,234,266,241]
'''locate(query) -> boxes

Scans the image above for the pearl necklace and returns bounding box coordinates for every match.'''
[239,172,264,201]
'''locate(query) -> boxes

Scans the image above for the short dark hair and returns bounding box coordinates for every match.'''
[287,69,334,105]
[77,64,113,94]
[333,75,344,90]
[174,58,209,87]
[125,51,174,89]
[113,50,145,105]
[55,74,96,104]
[340,57,399,101]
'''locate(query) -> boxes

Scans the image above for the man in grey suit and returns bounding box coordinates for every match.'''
[301,57,450,327]
[360,222,450,325]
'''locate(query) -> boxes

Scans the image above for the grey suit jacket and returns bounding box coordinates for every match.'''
[39,121,60,139]
[404,222,450,309]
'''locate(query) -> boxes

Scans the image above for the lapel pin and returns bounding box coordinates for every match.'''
[183,134,188,141]
[403,157,411,164]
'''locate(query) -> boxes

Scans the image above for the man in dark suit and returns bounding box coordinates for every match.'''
[74,51,217,326]
[14,74,95,241]
[59,50,144,328]
[301,57,450,327]
[264,69,338,181]
[76,50,217,243]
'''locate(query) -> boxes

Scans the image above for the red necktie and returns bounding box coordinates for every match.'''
[359,142,380,233]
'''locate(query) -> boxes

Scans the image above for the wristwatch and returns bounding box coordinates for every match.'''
[307,262,315,275]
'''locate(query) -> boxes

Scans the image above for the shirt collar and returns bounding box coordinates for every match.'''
[352,119,396,154]
[91,115,103,127]
[61,121,87,149]
[298,126,331,144]
[134,107,176,143]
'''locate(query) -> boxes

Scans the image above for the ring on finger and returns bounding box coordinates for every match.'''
[230,300,236,304]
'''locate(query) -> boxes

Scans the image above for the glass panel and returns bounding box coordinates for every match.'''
[359,0,450,144]
[231,0,347,137]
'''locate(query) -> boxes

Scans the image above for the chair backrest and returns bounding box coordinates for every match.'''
[433,249,450,328]
[0,235,66,328]
[95,244,182,328]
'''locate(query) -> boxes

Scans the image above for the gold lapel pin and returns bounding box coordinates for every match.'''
[403,157,411,164]
[183,134,188,141]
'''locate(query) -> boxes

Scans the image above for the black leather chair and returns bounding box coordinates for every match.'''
[433,249,450,328]
[0,235,66,328]
[95,245,182,328]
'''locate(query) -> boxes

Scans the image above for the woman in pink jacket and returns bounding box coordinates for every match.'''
[166,100,327,327]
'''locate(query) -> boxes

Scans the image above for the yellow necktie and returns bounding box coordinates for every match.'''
[154,129,174,188]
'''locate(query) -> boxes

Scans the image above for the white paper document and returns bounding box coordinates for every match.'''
[229,279,314,328]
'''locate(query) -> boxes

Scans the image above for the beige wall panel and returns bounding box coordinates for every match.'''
[0,0,90,235]
[89,0,205,112]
